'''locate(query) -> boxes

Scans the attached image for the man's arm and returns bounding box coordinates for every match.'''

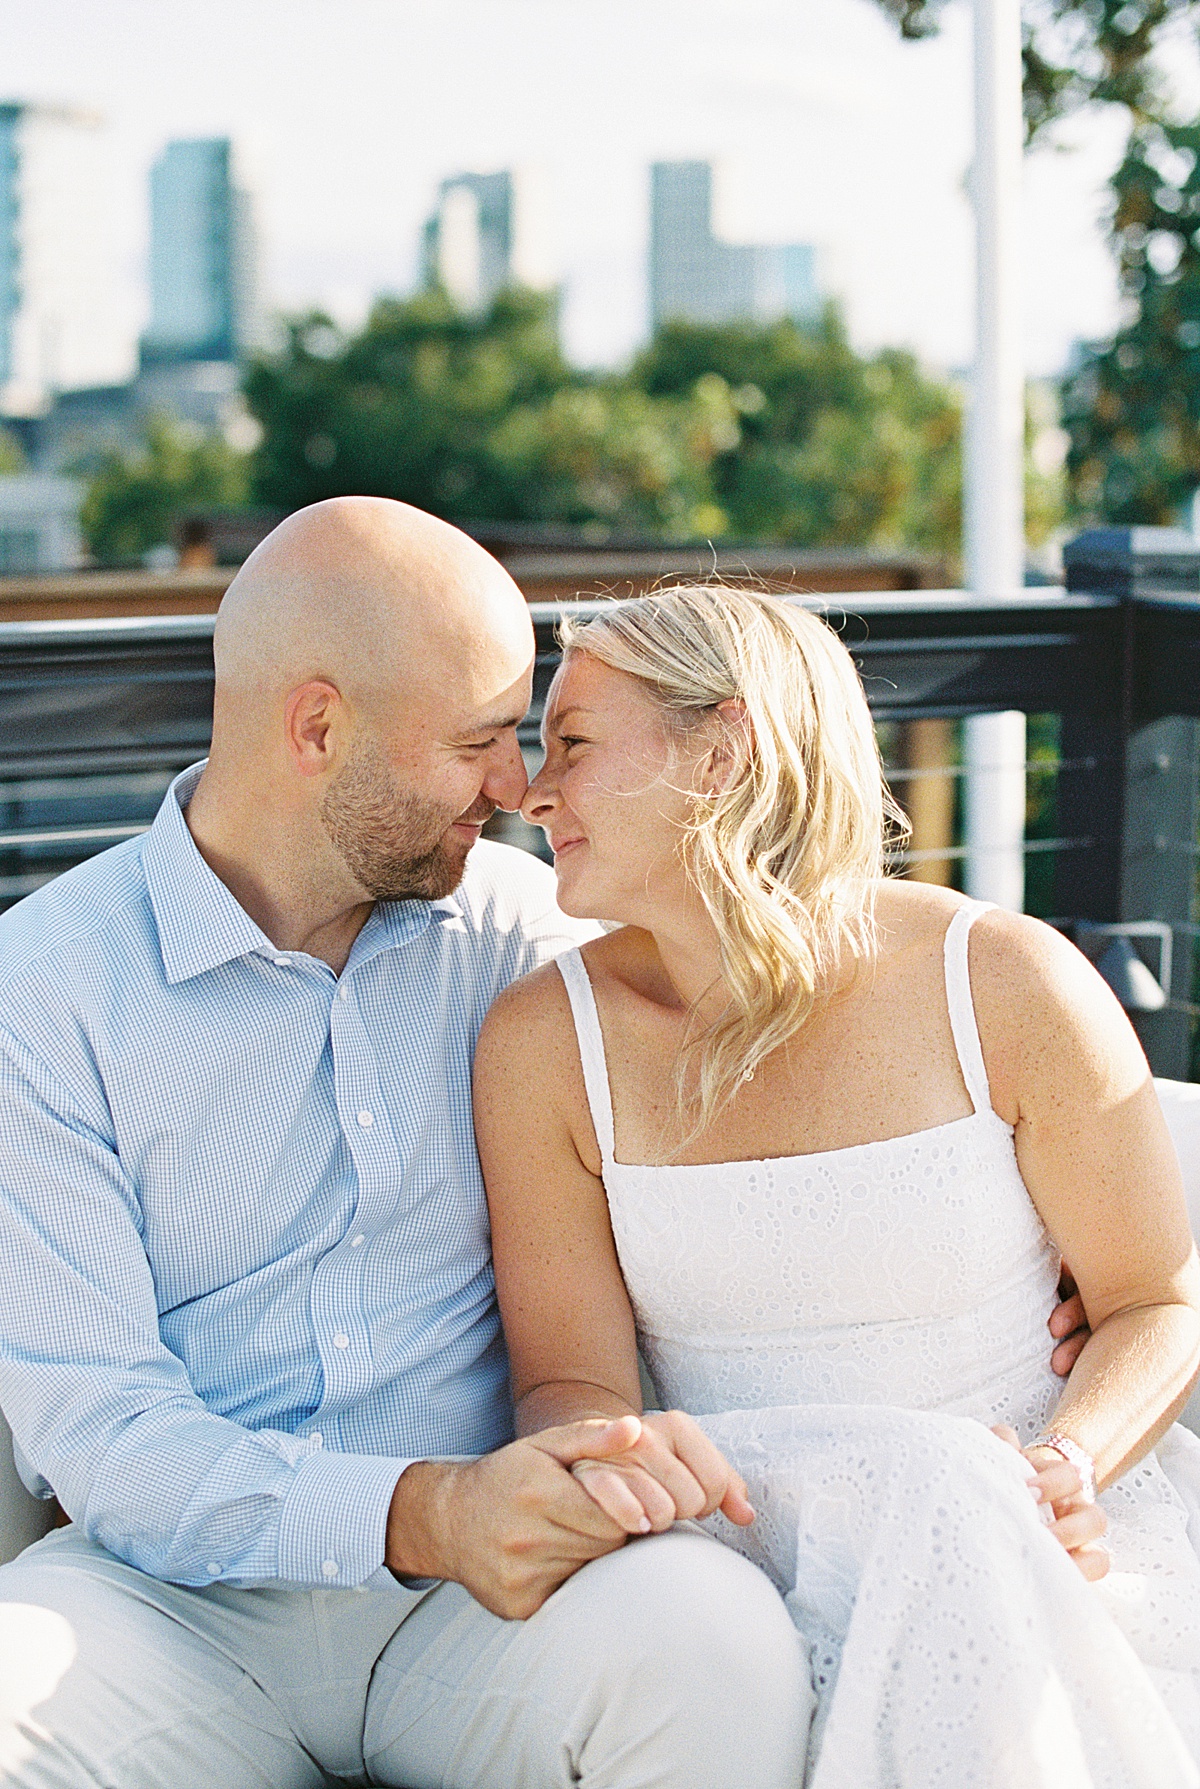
[0,1030,412,1588]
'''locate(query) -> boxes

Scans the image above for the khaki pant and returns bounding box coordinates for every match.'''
[0,1524,812,1787]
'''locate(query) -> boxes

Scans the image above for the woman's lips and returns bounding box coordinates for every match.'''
[552,837,585,860]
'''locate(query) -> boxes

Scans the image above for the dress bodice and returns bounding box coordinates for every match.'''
[556,903,1064,1439]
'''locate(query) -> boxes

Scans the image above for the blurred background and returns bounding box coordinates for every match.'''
[3,0,1200,1072]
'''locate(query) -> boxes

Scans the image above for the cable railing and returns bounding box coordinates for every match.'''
[0,556,1194,1070]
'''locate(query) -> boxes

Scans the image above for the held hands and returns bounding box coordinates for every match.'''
[386,1417,647,1619]
[566,1409,755,1536]
[991,1424,1109,1582]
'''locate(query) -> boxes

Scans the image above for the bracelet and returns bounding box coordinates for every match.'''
[1035,1432,1096,1504]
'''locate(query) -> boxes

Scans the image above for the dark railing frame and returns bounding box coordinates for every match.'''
[0,589,1198,1071]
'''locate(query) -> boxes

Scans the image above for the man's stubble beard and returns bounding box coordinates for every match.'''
[320,734,493,902]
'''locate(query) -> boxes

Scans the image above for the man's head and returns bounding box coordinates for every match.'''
[205,497,534,903]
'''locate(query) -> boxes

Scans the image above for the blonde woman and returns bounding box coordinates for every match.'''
[475,586,1200,1787]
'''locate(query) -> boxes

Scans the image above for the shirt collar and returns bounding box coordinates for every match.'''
[142,763,464,986]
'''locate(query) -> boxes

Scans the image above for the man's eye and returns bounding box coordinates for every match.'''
[468,738,497,752]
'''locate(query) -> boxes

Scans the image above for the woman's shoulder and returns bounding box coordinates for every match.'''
[873,878,1079,986]
[478,951,578,1052]
[959,903,1146,1118]
[477,926,667,1074]
[872,882,1132,1081]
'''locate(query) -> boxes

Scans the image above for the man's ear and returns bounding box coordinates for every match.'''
[285,681,345,777]
[698,699,753,797]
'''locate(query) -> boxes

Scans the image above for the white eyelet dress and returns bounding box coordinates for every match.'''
[556,902,1200,1788]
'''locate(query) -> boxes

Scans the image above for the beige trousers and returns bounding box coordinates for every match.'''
[0,1524,812,1787]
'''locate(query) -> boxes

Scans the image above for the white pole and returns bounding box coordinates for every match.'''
[963,0,1026,911]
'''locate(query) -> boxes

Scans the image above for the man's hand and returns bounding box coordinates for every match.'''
[1050,1266,1091,1378]
[385,1416,645,1620]
[568,1410,755,1535]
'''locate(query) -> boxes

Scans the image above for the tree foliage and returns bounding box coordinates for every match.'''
[633,311,963,549]
[243,291,967,551]
[0,427,24,475]
[876,0,1195,140]
[875,0,1200,524]
[1063,119,1200,520]
[79,417,251,566]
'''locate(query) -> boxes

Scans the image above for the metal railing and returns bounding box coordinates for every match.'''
[0,583,1198,1073]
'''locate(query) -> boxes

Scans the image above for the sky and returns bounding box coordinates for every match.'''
[3,0,1189,378]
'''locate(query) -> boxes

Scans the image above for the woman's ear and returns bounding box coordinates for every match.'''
[698,699,753,797]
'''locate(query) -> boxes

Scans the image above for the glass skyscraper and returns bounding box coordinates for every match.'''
[649,161,818,333]
[141,139,258,366]
[0,102,128,417]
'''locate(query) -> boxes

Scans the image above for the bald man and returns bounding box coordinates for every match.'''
[0,501,810,1788]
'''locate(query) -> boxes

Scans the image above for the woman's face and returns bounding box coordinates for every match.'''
[522,653,701,924]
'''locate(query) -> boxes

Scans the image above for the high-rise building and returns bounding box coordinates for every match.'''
[423,168,553,312]
[0,103,130,418]
[649,161,818,333]
[140,139,259,366]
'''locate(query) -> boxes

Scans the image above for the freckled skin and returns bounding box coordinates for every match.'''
[476,647,1200,1569]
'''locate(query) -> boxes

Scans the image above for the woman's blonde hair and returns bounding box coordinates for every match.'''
[559,585,909,1134]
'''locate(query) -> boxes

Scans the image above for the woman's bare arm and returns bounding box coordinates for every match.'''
[974,910,1200,1491]
[474,963,644,1431]
[474,963,753,1533]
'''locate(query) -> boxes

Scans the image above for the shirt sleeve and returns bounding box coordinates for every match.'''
[0,1026,412,1590]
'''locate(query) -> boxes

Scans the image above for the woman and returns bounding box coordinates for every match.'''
[474,585,1200,1787]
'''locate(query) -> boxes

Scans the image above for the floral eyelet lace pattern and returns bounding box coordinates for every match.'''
[556,904,1200,1786]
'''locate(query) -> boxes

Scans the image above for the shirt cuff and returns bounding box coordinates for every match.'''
[276,1448,413,1587]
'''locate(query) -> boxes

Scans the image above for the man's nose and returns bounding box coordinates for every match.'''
[484,733,530,812]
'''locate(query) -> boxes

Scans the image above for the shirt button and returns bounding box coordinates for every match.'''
[333,1333,350,1349]
[337,984,349,1002]
[350,1233,365,1248]
[321,1560,339,1579]
[273,957,289,968]
[207,1561,221,1576]
[357,1110,373,1128]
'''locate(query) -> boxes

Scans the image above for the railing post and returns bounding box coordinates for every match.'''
[963,0,1027,910]
[1063,528,1200,1077]
[1122,718,1200,1077]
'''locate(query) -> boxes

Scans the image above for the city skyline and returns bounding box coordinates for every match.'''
[0,0,1175,378]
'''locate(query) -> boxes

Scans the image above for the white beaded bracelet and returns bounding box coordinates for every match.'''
[1036,1432,1097,1504]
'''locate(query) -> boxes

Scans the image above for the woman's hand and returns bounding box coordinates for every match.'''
[567,1410,756,1536]
[991,1424,1109,1581]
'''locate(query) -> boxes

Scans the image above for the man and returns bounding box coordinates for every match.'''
[0,500,812,1787]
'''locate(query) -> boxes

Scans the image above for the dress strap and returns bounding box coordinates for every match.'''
[943,902,997,1115]
[556,948,616,1163]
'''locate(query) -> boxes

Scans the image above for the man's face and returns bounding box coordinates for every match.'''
[321,731,494,901]
[319,660,533,902]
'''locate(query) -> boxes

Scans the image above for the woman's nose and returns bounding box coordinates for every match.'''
[520,765,557,826]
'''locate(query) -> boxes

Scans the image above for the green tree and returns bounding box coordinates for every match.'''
[875,0,1200,524]
[631,308,963,549]
[80,417,250,566]
[1062,119,1200,520]
[0,427,24,475]
[875,0,1194,142]
[245,287,746,538]
[245,288,576,518]
[245,289,971,551]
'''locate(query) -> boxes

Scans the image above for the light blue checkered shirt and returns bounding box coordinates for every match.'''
[0,765,592,1589]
